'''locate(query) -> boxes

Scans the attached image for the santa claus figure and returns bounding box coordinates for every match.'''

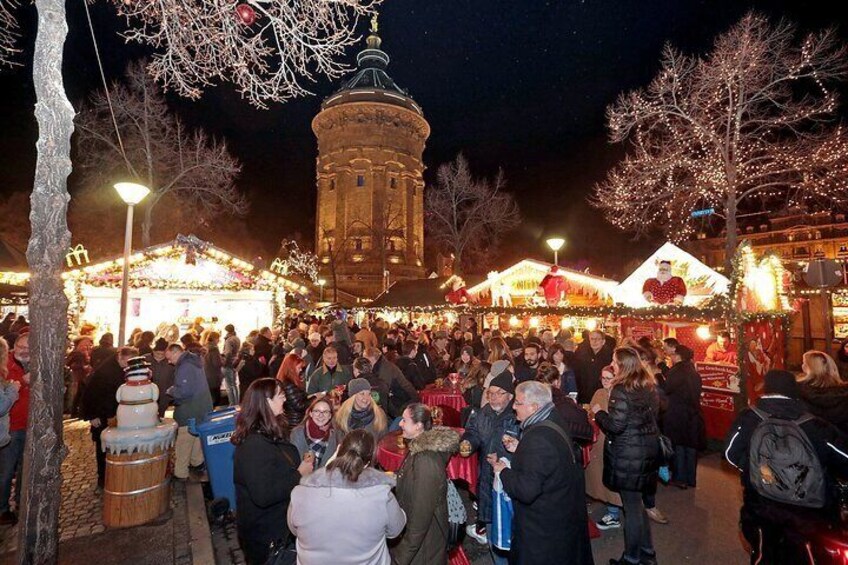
[642,260,687,305]
[445,277,473,304]
[538,265,568,307]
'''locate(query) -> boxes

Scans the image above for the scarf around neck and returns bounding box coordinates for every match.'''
[521,401,555,430]
[349,406,375,430]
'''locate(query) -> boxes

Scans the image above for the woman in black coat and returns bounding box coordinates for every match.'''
[232,378,314,564]
[661,345,703,488]
[593,347,660,565]
[799,350,848,434]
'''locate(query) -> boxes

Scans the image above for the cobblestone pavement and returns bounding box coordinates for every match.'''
[0,419,193,565]
[0,419,103,554]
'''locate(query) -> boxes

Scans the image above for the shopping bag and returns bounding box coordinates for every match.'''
[491,461,513,551]
[448,545,471,565]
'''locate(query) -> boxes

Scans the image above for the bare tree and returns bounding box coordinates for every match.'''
[1,0,379,560]
[426,153,520,274]
[109,0,379,109]
[75,60,247,246]
[274,238,319,284]
[317,224,354,302]
[0,0,19,67]
[592,13,848,273]
[350,197,408,284]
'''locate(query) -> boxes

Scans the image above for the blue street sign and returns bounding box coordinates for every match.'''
[691,208,715,218]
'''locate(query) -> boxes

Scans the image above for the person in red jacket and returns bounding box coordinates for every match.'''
[0,329,29,525]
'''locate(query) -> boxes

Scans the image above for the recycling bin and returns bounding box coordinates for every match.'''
[189,406,239,511]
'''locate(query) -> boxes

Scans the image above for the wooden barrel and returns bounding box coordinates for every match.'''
[103,447,171,528]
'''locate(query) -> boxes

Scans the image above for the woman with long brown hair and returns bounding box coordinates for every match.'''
[592,347,660,565]
[486,336,513,365]
[799,350,848,433]
[288,429,406,564]
[232,378,314,564]
[276,353,309,427]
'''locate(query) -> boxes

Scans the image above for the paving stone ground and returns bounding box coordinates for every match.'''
[0,419,193,565]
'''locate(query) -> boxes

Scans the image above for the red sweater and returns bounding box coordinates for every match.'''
[6,357,29,431]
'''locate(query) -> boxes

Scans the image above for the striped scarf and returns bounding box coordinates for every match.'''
[521,401,555,431]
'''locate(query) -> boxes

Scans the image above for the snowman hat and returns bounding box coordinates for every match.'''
[124,356,151,380]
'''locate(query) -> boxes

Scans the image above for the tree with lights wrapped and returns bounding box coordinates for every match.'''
[592,12,848,274]
[0,0,379,561]
[426,153,520,275]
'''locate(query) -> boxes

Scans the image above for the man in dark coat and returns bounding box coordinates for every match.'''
[396,340,426,390]
[662,344,703,488]
[574,330,614,403]
[725,370,848,565]
[81,346,137,489]
[492,381,593,565]
[89,333,116,371]
[364,347,419,420]
[459,371,519,557]
[145,338,175,418]
[513,343,541,384]
[253,327,274,376]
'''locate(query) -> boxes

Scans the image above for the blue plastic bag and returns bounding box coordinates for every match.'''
[491,466,513,551]
[658,465,670,483]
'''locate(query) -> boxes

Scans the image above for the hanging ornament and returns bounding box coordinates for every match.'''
[235,3,256,26]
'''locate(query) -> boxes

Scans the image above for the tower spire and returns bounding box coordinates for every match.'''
[366,12,381,49]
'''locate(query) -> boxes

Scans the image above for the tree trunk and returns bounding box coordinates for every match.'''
[141,203,153,248]
[18,0,73,562]
[724,195,738,276]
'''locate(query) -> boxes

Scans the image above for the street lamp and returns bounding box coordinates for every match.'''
[114,182,150,347]
[546,237,565,265]
[318,278,326,302]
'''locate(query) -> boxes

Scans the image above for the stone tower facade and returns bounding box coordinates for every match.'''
[313,25,429,299]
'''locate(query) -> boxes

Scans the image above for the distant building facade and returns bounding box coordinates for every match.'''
[683,212,848,272]
[312,23,428,299]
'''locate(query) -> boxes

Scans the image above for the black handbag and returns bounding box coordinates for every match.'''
[265,535,296,565]
[657,434,674,466]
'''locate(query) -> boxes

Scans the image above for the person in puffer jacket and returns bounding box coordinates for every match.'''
[593,347,660,565]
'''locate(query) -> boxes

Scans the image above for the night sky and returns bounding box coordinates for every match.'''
[1,0,846,278]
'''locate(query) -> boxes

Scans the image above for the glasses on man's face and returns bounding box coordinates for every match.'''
[488,389,509,397]
[513,400,525,406]
[312,410,331,416]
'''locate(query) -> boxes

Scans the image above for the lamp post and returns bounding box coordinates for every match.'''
[114,182,150,347]
[318,278,326,302]
[546,237,565,266]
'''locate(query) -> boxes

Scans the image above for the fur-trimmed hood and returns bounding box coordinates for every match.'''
[299,466,396,490]
[408,426,460,456]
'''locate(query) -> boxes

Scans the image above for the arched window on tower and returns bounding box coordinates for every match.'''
[357,175,365,187]
[390,177,397,189]
[355,238,363,251]
[329,179,335,191]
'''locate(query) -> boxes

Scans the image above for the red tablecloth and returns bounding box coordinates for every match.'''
[420,385,467,427]
[377,429,478,494]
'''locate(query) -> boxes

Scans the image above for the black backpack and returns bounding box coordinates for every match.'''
[748,407,826,508]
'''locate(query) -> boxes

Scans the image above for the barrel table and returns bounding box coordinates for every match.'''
[103,446,172,528]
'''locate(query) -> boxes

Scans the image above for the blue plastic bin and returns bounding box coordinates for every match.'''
[189,406,239,511]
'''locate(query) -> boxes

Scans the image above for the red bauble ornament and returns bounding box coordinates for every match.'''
[235,3,256,26]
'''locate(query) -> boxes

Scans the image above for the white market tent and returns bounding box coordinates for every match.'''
[613,241,730,308]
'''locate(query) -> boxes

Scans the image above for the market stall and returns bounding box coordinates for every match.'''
[62,235,310,337]
[356,242,794,441]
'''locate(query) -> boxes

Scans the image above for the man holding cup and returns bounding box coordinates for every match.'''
[459,370,519,563]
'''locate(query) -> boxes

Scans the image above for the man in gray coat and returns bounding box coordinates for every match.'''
[165,343,213,480]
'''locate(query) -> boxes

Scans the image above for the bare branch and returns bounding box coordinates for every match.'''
[74,60,246,245]
[106,0,380,109]
[0,0,21,67]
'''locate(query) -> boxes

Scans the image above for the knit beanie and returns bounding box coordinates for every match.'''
[348,378,371,396]
[488,371,515,395]
[763,369,799,399]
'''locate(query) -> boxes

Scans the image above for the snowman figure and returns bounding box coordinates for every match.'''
[115,356,160,430]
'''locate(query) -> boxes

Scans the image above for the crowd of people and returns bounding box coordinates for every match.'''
[1,310,847,564]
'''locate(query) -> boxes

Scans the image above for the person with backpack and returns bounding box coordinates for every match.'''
[724,369,848,565]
